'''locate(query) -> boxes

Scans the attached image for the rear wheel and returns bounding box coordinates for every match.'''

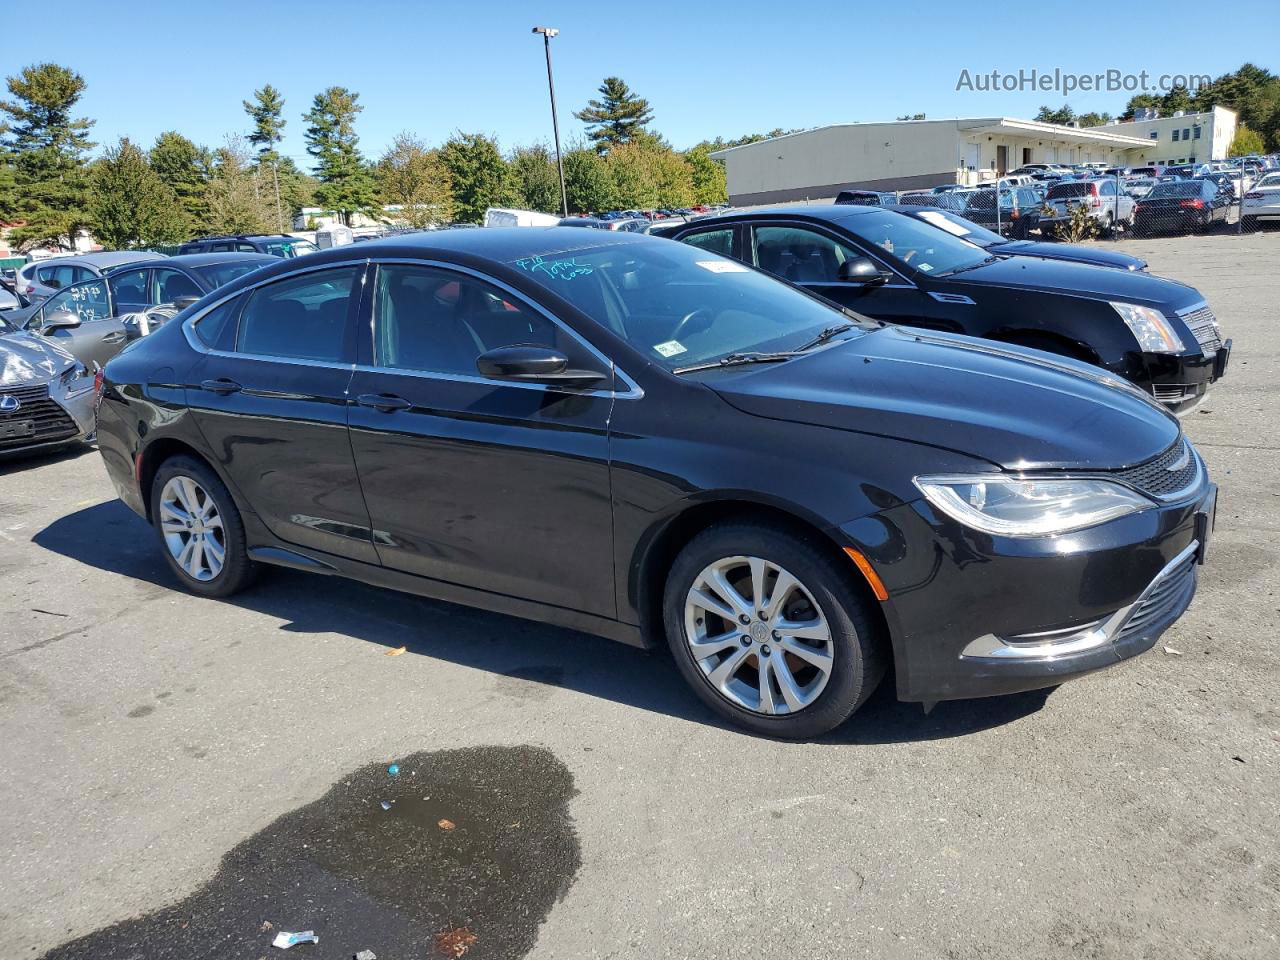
[663,521,885,738]
[150,456,258,598]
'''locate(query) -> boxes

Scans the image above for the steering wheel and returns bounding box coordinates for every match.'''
[671,307,713,343]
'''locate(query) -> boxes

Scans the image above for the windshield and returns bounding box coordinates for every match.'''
[838,209,989,275]
[1149,182,1202,198]
[909,208,1004,247]
[195,260,271,289]
[261,238,318,258]
[511,242,867,371]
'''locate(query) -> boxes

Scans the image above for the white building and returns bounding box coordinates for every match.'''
[1093,106,1237,167]
[708,114,1226,206]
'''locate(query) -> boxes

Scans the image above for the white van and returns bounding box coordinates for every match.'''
[483,208,561,228]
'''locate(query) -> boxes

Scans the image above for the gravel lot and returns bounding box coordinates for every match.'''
[2,231,1277,960]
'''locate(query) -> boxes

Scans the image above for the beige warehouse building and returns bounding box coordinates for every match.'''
[710,109,1238,206]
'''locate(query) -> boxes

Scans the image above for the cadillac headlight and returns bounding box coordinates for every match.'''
[1110,302,1184,353]
[914,475,1152,537]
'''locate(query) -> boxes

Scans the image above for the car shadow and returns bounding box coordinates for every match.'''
[32,500,1049,744]
[0,441,95,475]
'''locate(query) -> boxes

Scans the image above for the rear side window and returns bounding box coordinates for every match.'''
[192,296,243,348]
[236,267,357,362]
[681,229,734,257]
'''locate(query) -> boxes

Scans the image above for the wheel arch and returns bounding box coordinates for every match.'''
[631,496,890,653]
[136,436,224,524]
[989,326,1101,365]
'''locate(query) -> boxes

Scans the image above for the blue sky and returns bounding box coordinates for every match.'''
[18,0,1277,166]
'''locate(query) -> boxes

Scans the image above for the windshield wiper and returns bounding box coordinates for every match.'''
[794,322,857,352]
[673,351,801,375]
[938,255,1002,277]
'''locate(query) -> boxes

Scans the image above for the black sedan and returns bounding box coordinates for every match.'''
[1133,180,1232,236]
[96,229,1215,738]
[886,204,1149,272]
[659,206,1228,414]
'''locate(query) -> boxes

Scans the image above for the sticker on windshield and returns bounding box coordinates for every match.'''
[653,340,687,358]
[513,255,594,280]
[695,260,749,273]
[917,263,934,272]
[917,210,972,237]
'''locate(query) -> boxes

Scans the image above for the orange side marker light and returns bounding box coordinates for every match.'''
[843,547,889,602]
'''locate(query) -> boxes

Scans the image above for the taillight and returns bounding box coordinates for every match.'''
[1180,199,1205,209]
[92,368,106,411]
[22,284,34,295]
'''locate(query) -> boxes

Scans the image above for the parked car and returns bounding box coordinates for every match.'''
[15,251,168,304]
[955,188,1042,239]
[886,204,1149,271]
[96,228,1216,738]
[834,190,896,206]
[176,235,319,258]
[1241,171,1280,228]
[1124,177,1160,199]
[0,312,97,457]
[1133,180,1232,236]
[660,206,1228,412]
[1041,179,1136,236]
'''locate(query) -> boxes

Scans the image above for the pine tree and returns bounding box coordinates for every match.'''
[303,87,378,225]
[244,84,289,232]
[89,138,188,248]
[150,131,209,233]
[438,133,513,222]
[574,77,654,154]
[0,63,95,250]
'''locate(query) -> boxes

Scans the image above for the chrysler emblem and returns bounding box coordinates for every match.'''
[0,395,20,414]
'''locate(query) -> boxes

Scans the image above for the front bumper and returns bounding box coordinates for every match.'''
[0,380,94,456]
[837,479,1214,703]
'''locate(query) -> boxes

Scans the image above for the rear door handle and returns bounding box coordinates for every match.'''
[357,393,411,412]
[102,332,125,343]
[200,378,242,394]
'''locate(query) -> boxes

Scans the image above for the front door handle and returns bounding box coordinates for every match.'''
[102,332,126,344]
[200,378,242,394]
[357,393,411,412]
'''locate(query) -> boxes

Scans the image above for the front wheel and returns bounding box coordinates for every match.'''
[663,522,886,738]
[151,456,258,598]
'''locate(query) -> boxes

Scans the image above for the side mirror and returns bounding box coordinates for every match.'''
[42,309,81,332]
[837,257,887,285]
[173,296,200,311]
[476,345,606,387]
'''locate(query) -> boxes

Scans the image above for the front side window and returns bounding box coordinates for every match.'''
[110,268,151,307]
[839,209,989,275]
[512,241,874,371]
[681,228,734,257]
[372,264,567,376]
[754,225,866,283]
[235,267,357,362]
[35,279,111,329]
[153,268,201,304]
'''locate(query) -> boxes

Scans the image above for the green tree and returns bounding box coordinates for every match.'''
[89,138,188,248]
[1034,104,1076,125]
[509,144,561,213]
[607,140,694,209]
[684,144,727,205]
[1160,85,1193,115]
[150,131,209,232]
[574,77,654,154]
[896,113,926,121]
[304,86,378,225]
[244,83,290,232]
[438,132,513,222]
[1077,112,1113,127]
[0,63,94,250]
[1121,93,1161,120]
[1228,124,1265,157]
[562,147,616,214]
[375,133,454,227]
[204,138,276,235]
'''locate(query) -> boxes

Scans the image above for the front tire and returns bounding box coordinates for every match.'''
[150,456,258,598]
[663,521,885,738]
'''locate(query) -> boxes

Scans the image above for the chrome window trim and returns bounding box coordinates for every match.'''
[182,256,643,399]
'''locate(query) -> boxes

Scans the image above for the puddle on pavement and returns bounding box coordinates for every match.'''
[39,745,581,960]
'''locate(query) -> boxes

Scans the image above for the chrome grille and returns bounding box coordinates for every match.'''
[1152,384,1194,403]
[1178,303,1222,354]
[0,383,79,450]
[1117,550,1197,642]
[1114,436,1200,500]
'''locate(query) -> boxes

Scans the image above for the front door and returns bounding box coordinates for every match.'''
[346,261,617,617]
[185,264,379,564]
[27,278,127,369]
[996,145,1009,175]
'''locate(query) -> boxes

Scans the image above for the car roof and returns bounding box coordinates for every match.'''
[39,251,168,268]
[158,252,278,268]
[665,205,876,226]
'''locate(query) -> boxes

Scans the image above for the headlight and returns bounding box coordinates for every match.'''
[1110,302,1184,353]
[914,475,1152,537]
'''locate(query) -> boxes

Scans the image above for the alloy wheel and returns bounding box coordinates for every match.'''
[159,475,226,582]
[683,555,833,716]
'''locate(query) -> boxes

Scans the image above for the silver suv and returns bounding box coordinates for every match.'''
[15,251,168,304]
[1041,179,1136,236]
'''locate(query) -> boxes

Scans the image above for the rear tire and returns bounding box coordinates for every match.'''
[663,521,886,738]
[150,455,258,598]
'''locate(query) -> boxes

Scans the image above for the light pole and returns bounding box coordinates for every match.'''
[532,26,569,217]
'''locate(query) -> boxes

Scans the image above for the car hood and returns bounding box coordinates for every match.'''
[712,326,1179,471]
[0,332,73,386]
[995,240,1147,272]
[942,255,1199,310]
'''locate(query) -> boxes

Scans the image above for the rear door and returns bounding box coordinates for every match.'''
[27,278,126,368]
[184,264,379,563]
[345,260,617,616]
